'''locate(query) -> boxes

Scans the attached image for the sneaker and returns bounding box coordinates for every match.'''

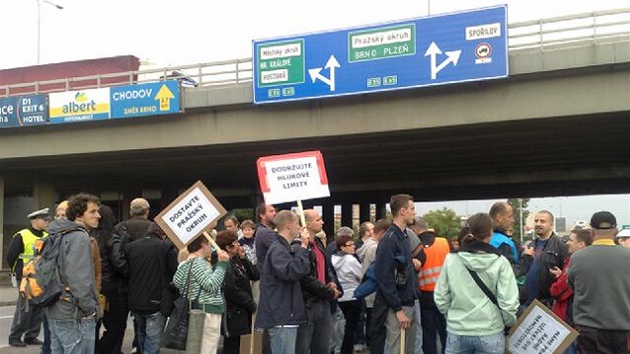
[130,348,137,354]
[25,338,44,345]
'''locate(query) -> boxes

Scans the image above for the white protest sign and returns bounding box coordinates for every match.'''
[257,150,330,205]
[507,300,577,354]
[154,181,227,249]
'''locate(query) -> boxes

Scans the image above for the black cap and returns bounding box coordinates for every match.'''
[590,211,617,230]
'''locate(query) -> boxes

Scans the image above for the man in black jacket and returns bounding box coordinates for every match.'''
[292,209,341,354]
[124,223,178,354]
[520,210,569,308]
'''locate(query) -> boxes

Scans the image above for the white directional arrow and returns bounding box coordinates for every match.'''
[308,55,340,91]
[424,41,462,80]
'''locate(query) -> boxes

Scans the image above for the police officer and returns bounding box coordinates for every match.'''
[6,208,51,347]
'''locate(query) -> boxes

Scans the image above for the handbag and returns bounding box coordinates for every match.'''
[161,261,197,350]
[465,267,511,335]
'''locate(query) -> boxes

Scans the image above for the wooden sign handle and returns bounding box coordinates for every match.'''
[203,231,220,250]
[297,200,306,227]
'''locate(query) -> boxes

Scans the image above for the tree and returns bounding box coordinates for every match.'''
[508,198,530,243]
[422,207,461,238]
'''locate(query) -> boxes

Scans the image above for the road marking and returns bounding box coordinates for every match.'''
[0,315,13,319]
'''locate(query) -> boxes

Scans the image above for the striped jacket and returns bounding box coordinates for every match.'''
[173,256,228,314]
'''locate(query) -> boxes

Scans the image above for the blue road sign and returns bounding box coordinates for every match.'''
[110,80,181,119]
[253,5,508,104]
[0,95,48,128]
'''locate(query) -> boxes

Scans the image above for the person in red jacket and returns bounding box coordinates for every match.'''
[550,228,593,323]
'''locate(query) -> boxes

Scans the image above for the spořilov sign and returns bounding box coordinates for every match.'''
[507,299,577,354]
[154,181,227,249]
[257,150,330,205]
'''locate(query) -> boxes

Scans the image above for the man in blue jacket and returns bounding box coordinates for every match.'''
[374,194,418,353]
[255,210,311,354]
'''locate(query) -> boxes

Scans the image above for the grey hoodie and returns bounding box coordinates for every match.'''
[46,218,98,320]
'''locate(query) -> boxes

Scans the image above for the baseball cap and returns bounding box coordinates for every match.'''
[616,229,630,239]
[590,211,617,230]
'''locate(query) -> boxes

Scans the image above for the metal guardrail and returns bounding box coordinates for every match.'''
[2,8,629,97]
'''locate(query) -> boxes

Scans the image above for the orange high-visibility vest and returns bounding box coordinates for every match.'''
[417,237,450,292]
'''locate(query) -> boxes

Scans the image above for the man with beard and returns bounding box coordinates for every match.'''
[520,210,568,308]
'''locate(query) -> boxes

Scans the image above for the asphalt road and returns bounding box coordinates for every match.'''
[0,305,18,349]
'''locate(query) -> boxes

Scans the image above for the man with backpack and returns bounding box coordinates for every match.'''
[45,193,101,354]
[6,208,51,347]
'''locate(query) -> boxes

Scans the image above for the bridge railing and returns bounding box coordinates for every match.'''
[2,8,629,97]
[508,8,630,50]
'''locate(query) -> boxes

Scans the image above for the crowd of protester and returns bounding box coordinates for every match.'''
[7,193,630,354]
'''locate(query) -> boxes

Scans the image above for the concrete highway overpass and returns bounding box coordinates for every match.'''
[0,9,629,259]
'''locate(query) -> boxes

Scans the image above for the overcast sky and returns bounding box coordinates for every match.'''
[0,0,628,69]
[1,0,628,226]
[417,194,630,231]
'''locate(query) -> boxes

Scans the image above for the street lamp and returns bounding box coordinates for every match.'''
[37,0,63,65]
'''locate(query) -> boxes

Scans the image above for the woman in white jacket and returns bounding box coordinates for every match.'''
[331,233,363,354]
[434,213,519,354]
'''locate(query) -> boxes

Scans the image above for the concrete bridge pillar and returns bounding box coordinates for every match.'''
[359,203,371,223]
[376,202,387,220]
[322,200,334,244]
[341,203,353,229]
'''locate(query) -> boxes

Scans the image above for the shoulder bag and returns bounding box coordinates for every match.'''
[161,260,197,350]
[465,267,511,335]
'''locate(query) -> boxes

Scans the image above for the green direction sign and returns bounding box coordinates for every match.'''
[257,40,305,88]
[622,225,630,230]
[348,24,416,62]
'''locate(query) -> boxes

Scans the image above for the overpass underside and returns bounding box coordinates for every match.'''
[1,109,629,207]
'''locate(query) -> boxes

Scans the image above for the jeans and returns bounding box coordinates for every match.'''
[330,306,346,353]
[444,331,504,354]
[577,326,630,354]
[131,311,166,354]
[42,315,51,354]
[48,318,96,354]
[296,299,333,354]
[268,326,298,354]
[338,300,362,354]
[354,301,366,346]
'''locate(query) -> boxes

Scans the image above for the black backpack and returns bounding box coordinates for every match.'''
[33,226,84,306]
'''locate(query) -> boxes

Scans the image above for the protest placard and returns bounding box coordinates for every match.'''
[154,180,227,249]
[256,150,330,205]
[507,299,578,354]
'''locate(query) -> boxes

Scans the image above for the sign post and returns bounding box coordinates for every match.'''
[154,180,227,249]
[253,5,508,104]
[257,150,330,225]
